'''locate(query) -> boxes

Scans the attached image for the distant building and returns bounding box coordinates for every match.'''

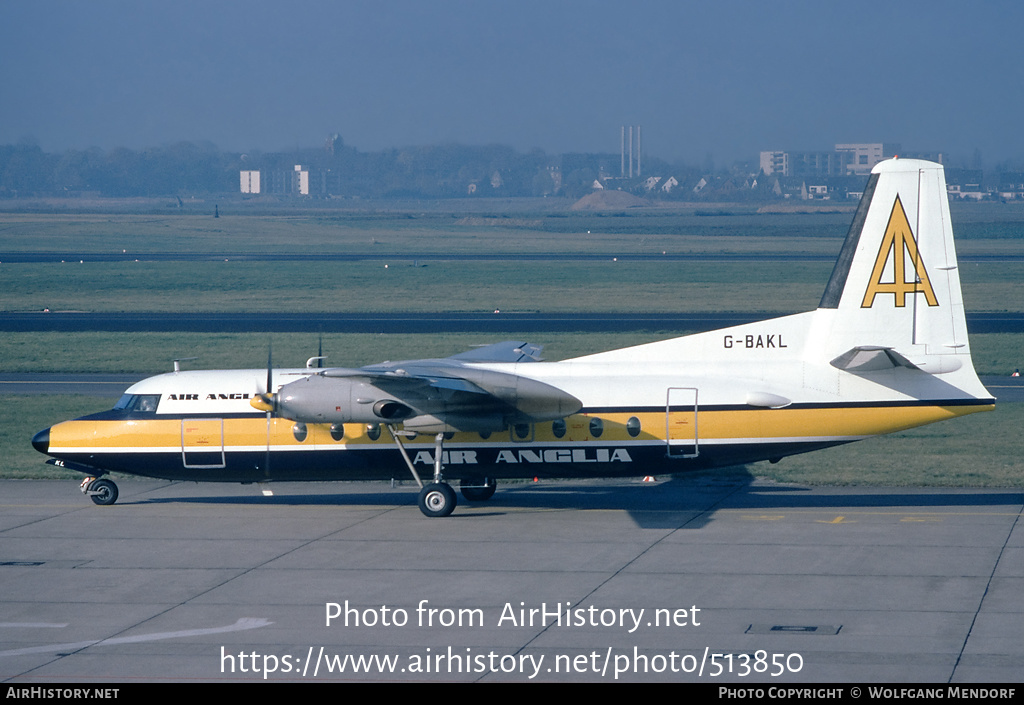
[240,166,316,196]
[760,151,789,177]
[946,168,986,200]
[294,165,309,196]
[761,143,901,178]
[998,172,1024,200]
[834,143,901,175]
[240,170,261,194]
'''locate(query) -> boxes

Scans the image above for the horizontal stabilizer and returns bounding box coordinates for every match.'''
[830,346,918,373]
[447,340,543,363]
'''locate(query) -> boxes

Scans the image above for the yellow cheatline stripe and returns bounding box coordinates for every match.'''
[47,403,993,453]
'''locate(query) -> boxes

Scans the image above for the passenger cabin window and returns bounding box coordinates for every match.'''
[113,394,161,413]
[626,416,642,438]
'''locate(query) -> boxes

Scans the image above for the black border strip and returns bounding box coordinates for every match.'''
[818,172,880,308]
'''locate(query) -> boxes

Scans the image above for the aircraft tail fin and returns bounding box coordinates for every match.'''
[572,158,990,404]
[814,158,974,372]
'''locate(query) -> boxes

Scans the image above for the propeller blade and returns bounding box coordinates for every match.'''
[251,344,277,412]
[267,343,273,396]
[263,344,273,478]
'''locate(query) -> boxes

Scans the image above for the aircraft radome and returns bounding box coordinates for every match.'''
[32,159,994,517]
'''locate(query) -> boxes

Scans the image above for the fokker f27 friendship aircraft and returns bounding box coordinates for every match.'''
[33,159,994,517]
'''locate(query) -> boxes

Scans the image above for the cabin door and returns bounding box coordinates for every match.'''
[181,418,227,469]
[665,387,699,458]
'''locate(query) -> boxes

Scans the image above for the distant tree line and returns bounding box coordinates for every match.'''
[0,136,727,201]
[12,136,1015,202]
[0,140,236,197]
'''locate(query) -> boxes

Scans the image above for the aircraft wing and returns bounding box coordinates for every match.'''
[270,341,579,432]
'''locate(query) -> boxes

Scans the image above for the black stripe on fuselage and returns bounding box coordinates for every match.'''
[48,438,845,484]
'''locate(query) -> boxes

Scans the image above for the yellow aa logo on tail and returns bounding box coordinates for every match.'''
[862,196,939,308]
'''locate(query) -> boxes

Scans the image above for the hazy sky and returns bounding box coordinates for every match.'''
[3,0,1023,166]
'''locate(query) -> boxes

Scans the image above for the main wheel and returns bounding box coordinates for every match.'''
[460,478,496,502]
[88,478,119,506]
[418,482,457,517]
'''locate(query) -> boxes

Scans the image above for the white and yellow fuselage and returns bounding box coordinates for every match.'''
[34,159,995,487]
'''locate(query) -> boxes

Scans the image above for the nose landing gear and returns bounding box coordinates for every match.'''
[80,476,119,506]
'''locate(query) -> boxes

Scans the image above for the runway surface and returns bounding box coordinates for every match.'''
[1,477,1021,683]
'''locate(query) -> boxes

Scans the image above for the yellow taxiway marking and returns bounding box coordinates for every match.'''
[729,509,1022,523]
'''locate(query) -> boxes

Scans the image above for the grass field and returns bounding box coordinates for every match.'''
[1,202,1023,255]
[2,258,1022,314]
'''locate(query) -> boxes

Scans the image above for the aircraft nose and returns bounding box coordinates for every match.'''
[32,427,50,454]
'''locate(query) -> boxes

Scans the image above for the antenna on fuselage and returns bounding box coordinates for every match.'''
[173,357,198,373]
[305,334,326,369]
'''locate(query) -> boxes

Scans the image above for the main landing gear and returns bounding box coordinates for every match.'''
[80,476,119,506]
[386,426,497,518]
[418,482,457,518]
[418,478,496,516]
[460,477,496,502]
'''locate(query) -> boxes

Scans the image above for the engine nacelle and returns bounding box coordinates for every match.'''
[274,374,417,423]
[372,400,415,421]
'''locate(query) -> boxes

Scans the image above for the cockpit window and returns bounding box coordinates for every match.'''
[113,394,161,413]
[135,395,159,412]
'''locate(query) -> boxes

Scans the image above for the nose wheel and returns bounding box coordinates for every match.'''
[80,477,119,506]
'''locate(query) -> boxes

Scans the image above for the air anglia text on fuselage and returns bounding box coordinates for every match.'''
[723,334,788,349]
[167,393,252,400]
[412,448,634,465]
